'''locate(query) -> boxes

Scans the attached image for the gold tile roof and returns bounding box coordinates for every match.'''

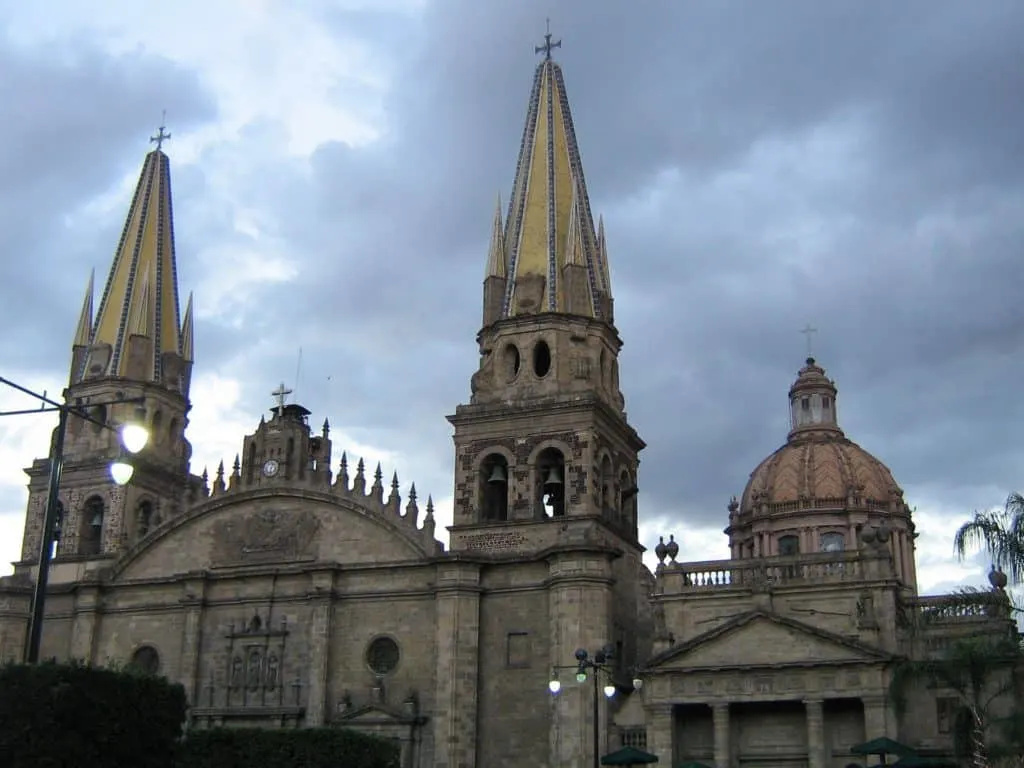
[496,36,612,321]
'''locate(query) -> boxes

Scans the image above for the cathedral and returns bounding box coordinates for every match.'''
[0,36,1016,768]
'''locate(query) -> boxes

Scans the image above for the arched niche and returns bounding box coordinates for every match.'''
[535,446,566,518]
[129,645,160,675]
[618,468,637,531]
[151,410,164,444]
[479,452,510,522]
[80,495,105,556]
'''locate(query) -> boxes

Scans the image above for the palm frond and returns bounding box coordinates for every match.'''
[954,494,1024,584]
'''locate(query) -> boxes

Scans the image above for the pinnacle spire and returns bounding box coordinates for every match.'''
[498,33,611,322]
[73,269,95,348]
[485,194,506,278]
[180,292,194,363]
[80,133,186,386]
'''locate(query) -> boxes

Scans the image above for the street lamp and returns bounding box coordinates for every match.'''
[548,644,622,768]
[0,376,149,662]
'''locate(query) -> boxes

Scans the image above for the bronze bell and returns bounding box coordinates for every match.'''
[543,466,563,487]
[487,464,507,484]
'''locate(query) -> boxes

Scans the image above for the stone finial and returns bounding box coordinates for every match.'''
[423,496,436,539]
[666,534,679,563]
[353,458,366,495]
[388,471,401,513]
[213,460,226,494]
[371,462,384,503]
[232,454,241,476]
[322,417,330,436]
[727,496,739,515]
[654,536,668,563]
[338,452,349,490]
[405,483,419,525]
[989,565,1008,591]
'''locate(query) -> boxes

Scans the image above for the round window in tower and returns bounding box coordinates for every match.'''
[365,636,401,676]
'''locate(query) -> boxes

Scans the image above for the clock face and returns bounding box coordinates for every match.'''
[262,459,280,477]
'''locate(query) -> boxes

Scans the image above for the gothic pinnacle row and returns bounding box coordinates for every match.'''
[485,29,613,324]
[74,121,193,388]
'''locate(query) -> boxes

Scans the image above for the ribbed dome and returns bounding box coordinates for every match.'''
[738,357,905,517]
[741,436,903,516]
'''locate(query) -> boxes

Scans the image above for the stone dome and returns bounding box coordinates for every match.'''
[738,357,905,518]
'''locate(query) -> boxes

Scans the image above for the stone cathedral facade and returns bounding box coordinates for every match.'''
[0,38,1017,768]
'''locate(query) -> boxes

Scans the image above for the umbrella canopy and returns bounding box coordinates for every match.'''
[850,737,917,758]
[600,745,660,765]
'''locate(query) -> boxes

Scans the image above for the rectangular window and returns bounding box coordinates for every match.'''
[801,398,810,410]
[506,632,530,668]
[822,397,831,408]
[936,697,959,734]
[620,728,647,749]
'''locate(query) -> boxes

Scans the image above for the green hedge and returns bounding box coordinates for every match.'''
[0,660,187,768]
[178,728,402,768]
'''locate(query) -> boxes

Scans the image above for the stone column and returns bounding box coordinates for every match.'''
[433,562,481,768]
[176,572,208,708]
[805,698,825,768]
[645,704,674,765]
[713,703,730,768]
[304,570,336,726]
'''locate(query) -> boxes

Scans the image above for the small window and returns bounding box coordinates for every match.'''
[620,728,648,749]
[778,535,800,556]
[502,344,521,380]
[820,532,845,553]
[801,398,810,410]
[822,397,831,409]
[129,645,160,675]
[506,632,530,668]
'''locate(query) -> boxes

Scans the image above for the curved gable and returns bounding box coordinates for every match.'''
[112,488,433,581]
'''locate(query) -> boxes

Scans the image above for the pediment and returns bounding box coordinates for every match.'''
[648,611,891,671]
[337,702,417,725]
[112,489,436,581]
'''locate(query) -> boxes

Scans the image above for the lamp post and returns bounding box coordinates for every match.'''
[548,644,644,768]
[0,376,149,663]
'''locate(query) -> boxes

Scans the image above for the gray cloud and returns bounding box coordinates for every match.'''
[3,1,1024,582]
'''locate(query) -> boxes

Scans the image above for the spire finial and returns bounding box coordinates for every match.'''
[799,323,818,359]
[150,110,171,151]
[535,19,561,60]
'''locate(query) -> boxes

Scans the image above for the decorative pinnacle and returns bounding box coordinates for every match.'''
[409,483,417,502]
[150,110,171,151]
[391,471,399,491]
[535,18,561,60]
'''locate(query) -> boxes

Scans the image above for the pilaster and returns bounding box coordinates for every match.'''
[548,551,614,768]
[433,561,481,768]
[863,694,897,739]
[805,698,825,768]
[645,703,673,764]
[177,572,207,707]
[69,583,102,662]
[713,702,730,768]
[304,570,336,726]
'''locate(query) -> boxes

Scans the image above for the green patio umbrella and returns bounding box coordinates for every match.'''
[850,737,917,766]
[675,762,711,768]
[600,745,660,765]
[890,757,956,768]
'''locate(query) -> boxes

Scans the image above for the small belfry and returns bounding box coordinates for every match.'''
[483,26,612,324]
[74,118,193,392]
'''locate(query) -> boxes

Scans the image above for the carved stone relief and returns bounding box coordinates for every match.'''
[212,508,321,565]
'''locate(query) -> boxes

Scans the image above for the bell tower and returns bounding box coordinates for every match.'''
[449,35,644,545]
[19,123,196,569]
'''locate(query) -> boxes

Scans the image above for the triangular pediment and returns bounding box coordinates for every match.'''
[647,611,891,671]
[337,702,417,725]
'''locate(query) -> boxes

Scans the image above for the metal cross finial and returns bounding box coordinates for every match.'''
[800,324,819,358]
[535,19,561,60]
[150,110,171,150]
[271,382,293,418]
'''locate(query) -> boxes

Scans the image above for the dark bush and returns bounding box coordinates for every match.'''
[178,727,402,768]
[0,660,187,768]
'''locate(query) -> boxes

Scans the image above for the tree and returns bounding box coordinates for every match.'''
[889,633,1020,768]
[954,492,1024,584]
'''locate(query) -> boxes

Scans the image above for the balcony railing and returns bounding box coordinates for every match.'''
[656,550,871,594]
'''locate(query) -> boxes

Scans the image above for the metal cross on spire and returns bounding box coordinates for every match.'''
[150,110,171,150]
[799,323,819,358]
[535,18,561,60]
[271,382,293,418]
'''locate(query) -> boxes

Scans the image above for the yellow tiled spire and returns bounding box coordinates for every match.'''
[499,29,611,321]
[485,194,506,279]
[72,269,95,347]
[80,124,187,385]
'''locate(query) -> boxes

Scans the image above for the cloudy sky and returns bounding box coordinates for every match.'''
[1,0,1022,596]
